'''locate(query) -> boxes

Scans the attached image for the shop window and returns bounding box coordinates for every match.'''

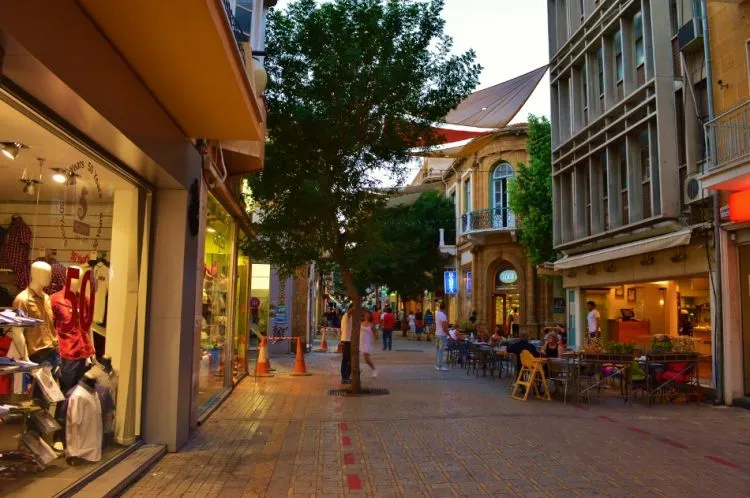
[233,251,250,382]
[0,96,150,492]
[199,195,236,412]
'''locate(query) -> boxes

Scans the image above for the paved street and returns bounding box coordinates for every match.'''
[124,336,750,497]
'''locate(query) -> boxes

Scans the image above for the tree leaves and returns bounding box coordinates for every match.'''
[508,115,555,266]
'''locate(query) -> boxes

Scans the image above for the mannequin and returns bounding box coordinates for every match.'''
[66,370,102,464]
[10,261,56,364]
[51,267,95,392]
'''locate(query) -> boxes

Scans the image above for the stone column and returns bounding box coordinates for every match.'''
[525,256,539,338]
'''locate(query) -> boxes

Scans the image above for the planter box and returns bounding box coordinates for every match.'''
[579,352,636,363]
[645,352,699,363]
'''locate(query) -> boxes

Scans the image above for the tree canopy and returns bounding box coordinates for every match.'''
[246,0,480,391]
[508,115,554,266]
[349,190,454,301]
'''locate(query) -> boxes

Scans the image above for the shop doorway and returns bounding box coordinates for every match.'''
[740,245,750,395]
[493,292,520,334]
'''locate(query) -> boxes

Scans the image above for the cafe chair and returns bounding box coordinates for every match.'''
[511,350,551,401]
[547,358,573,404]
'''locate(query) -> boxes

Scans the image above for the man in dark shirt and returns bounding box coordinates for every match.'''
[507,330,539,372]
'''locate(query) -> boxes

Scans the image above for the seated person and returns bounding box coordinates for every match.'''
[489,325,506,346]
[476,328,490,343]
[541,331,560,358]
[448,325,463,341]
[507,330,540,371]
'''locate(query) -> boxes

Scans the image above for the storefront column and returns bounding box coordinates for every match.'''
[143,186,201,452]
[526,257,538,337]
[721,230,743,403]
[567,287,582,348]
[108,188,147,445]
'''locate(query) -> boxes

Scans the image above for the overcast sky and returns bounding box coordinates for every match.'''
[270,0,551,183]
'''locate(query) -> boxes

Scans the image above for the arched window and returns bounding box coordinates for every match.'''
[490,162,516,228]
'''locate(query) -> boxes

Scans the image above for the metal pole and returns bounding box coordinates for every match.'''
[700,0,724,405]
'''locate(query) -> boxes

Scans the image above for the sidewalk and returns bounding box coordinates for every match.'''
[124,336,750,497]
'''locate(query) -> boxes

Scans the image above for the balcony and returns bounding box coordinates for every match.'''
[460,207,516,235]
[703,100,750,191]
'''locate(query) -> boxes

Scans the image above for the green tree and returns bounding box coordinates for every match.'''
[350,190,454,301]
[246,0,480,392]
[508,115,554,266]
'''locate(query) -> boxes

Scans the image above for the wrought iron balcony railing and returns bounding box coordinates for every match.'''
[223,0,247,64]
[705,100,750,171]
[460,207,516,234]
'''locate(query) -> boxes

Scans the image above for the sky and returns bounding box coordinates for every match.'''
[270,0,551,183]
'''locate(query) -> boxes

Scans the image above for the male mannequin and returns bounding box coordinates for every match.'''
[10,261,56,364]
[66,370,102,464]
[51,267,95,392]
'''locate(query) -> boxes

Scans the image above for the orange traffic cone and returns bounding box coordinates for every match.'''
[336,340,343,353]
[315,329,329,352]
[254,337,274,377]
[290,337,312,376]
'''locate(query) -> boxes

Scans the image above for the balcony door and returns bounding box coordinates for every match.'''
[491,162,515,228]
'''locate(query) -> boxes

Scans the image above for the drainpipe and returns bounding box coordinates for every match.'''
[700,0,724,405]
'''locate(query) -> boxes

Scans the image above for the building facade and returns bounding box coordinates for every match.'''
[548,0,718,386]
[700,0,750,405]
[0,0,271,494]
[429,127,563,335]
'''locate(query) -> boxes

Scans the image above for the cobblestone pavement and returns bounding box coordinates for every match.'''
[124,336,750,497]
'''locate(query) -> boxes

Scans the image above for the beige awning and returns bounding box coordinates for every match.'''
[553,229,693,271]
[445,65,548,129]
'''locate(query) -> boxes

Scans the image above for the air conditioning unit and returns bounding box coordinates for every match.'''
[677,18,703,52]
[684,173,707,205]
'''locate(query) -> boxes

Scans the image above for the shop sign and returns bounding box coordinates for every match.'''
[444,271,457,295]
[499,269,518,285]
[729,190,750,223]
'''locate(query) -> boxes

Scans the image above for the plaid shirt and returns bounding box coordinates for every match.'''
[1,217,32,289]
[44,260,67,295]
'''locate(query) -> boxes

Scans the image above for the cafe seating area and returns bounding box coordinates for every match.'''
[443,331,705,407]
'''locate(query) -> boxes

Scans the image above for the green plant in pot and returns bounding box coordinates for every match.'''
[650,335,673,354]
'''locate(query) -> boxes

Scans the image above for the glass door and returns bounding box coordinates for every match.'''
[491,163,515,228]
[494,295,506,333]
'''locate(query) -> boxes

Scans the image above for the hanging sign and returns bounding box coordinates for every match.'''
[444,271,457,295]
[499,269,518,285]
[729,190,750,223]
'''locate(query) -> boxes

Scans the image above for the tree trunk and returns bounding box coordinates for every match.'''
[334,250,362,394]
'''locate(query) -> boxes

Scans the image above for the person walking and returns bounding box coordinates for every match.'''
[434,303,449,371]
[339,307,352,384]
[424,309,434,341]
[407,310,416,336]
[381,306,395,351]
[415,308,424,340]
[360,310,378,378]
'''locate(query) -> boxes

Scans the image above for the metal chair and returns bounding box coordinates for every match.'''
[547,358,573,404]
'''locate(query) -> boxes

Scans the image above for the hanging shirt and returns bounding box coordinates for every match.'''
[13,287,56,356]
[44,259,67,295]
[1,216,32,289]
[65,382,103,462]
[93,263,109,325]
[51,289,94,360]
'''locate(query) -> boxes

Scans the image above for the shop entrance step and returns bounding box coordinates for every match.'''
[69,444,166,498]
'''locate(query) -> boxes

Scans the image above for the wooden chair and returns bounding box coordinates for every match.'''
[510,350,551,401]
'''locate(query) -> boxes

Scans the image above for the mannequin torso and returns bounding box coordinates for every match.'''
[11,262,55,361]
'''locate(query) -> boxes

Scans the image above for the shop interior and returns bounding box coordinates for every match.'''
[494,267,520,334]
[584,276,713,385]
[0,98,146,495]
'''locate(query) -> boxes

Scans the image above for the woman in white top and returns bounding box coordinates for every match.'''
[408,312,416,334]
[360,310,378,378]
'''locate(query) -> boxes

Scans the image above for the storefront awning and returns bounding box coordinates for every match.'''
[553,229,693,271]
[77,0,264,141]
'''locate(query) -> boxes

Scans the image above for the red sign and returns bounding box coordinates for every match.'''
[729,190,750,223]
